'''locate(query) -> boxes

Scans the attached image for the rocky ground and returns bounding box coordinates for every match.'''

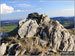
[0,12,75,56]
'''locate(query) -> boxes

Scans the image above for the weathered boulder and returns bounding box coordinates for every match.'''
[7,43,22,55]
[18,19,39,38]
[0,43,8,56]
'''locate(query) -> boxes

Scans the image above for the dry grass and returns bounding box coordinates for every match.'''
[68,28,75,35]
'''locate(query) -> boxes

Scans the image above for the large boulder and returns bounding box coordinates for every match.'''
[7,43,22,55]
[18,13,51,39]
[18,19,39,38]
[0,43,8,56]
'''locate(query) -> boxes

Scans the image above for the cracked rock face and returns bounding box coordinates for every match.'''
[18,19,39,38]
[0,12,75,56]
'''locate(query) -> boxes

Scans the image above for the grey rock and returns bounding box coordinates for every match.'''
[40,14,50,25]
[27,12,39,19]
[19,19,27,27]
[7,43,22,55]
[18,19,39,38]
[48,49,56,53]
[0,43,8,56]
[40,39,47,47]
[18,13,75,51]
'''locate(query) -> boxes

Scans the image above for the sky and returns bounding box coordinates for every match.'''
[0,0,74,20]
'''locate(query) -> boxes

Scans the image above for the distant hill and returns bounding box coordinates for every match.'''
[51,16,74,22]
[51,16,75,29]
[0,16,74,29]
[0,20,20,26]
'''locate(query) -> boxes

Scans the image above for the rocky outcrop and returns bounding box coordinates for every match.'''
[0,12,75,56]
[17,12,75,51]
[18,19,39,38]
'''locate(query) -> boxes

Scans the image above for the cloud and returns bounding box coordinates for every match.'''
[0,3,29,14]
[15,10,28,12]
[15,10,25,12]
[16,4,32,7]
[0,3,14,14]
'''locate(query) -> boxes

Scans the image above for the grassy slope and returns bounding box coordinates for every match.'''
[0,24,18,33]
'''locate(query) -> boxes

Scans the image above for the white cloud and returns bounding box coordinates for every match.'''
[0,3,14,14]
[0,3,29,14]
[16,4,32,7]
[15,10,25,12]
[15,10,28,12]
